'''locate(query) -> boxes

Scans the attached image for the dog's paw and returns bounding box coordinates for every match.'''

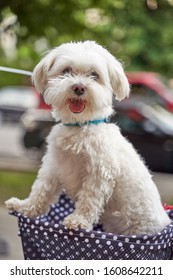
[5,197,43,217]
[63,213,93,230]
[5,197,24,212]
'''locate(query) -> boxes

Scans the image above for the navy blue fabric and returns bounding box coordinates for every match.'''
[12,194,173,260]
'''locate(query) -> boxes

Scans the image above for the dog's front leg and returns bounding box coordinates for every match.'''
[5,152,62,217]
[63,178,114,230]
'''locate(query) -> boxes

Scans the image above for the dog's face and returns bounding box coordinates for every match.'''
[32,41,130,123]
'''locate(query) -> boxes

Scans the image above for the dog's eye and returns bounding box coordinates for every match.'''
[90,71,99,81]
[62,67,72,75]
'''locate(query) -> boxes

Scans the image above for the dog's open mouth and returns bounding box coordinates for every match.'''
[68,98,86,114]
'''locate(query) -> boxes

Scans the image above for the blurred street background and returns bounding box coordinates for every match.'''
[0,0,173,260]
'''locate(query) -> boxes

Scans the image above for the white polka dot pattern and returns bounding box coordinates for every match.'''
[12,194,173,260]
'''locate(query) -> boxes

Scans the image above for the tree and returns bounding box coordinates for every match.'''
[1,0,173,77]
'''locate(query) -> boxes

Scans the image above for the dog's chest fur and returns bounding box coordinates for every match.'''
[49,123,118,199]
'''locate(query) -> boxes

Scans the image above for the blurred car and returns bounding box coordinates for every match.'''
[0,86,39,122]
[21,108,54,151]
[126,72,173,112]
[21,72,173,173]
[112,101,173,173]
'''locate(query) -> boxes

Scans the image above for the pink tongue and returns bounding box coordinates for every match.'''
[69,99,85,113]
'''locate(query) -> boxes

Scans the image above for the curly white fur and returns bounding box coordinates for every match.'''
[6,41,170,235]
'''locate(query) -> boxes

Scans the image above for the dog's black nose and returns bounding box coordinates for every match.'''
[72,84,86,96]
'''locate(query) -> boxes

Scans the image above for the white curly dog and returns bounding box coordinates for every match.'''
[6,41,170,235]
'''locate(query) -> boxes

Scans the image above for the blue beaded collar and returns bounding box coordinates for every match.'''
[63,118,109,127]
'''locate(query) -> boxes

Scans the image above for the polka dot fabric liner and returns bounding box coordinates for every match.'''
[12,194,173,260]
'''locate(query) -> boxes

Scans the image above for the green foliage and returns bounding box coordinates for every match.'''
[0,72,31,88]
[1,0,173,81]
[0,171,36,204]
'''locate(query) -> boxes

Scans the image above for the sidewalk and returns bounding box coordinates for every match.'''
[0,207,23,260]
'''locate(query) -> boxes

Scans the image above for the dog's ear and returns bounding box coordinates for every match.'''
[32,59,46,93]
[32,52,56,94]
[107,55,130,101]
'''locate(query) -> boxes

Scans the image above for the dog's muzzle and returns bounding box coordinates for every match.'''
[68,83,87,114]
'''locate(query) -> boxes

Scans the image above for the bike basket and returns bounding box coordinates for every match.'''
[12,194,173,260]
